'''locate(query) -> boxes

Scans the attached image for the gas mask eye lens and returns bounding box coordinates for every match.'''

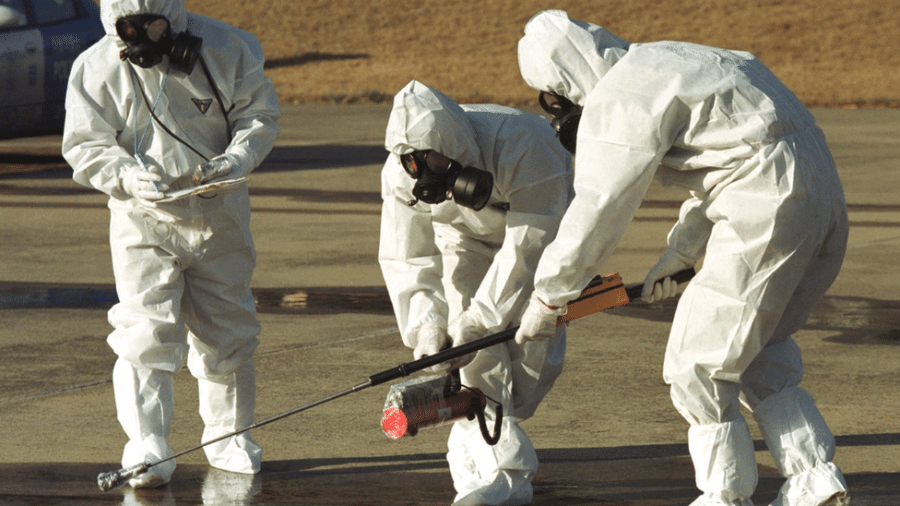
[115,18,139,43]
[400,153,422,179]
[145,18,169,42]
[423,151,452,173]
[115,15,168,43]
[539,91,577,118]
[539,91,564,116]
[538,91,582,154]
[401,150,448,179]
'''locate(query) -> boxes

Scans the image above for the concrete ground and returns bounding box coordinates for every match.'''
[0,105,898,505]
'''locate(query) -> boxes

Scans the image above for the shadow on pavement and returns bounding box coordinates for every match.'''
[3,284,899,346]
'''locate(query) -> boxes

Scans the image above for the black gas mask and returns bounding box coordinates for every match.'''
[400,150,493,211]
[116,14,202,74]
[539,91,582,154]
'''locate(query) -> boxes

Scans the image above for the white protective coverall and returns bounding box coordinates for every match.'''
[62,0,280,487]
[380,80,572,505]
[517,10,849,506]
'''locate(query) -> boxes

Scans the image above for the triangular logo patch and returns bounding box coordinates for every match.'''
[191,98,213,114]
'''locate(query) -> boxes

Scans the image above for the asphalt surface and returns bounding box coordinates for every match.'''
[0,105,898,505]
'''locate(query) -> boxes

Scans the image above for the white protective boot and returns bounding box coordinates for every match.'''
[687,416,758,506]
[752,387,849,506]
[448,416,538,506]
[194,357,262,474]
[113,358,177,488]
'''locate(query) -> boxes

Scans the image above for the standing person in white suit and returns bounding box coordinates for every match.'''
[515,10,849,506]
[62,0,280,488]
[380,80,573,505]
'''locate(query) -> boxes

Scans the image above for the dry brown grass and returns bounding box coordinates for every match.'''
[185,0,900,107]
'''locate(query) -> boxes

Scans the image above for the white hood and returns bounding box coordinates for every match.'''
[384,80,482,169]
[517,10,629,106]
[101,0,188,37]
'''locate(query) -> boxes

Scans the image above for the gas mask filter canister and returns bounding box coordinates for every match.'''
[400,150,493,211]
[539,91,582,154]
[116,14,202,74]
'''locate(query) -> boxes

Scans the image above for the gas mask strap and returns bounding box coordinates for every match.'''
[199,54,234,143]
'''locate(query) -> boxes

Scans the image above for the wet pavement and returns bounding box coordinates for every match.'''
[2,451,900,505]
[1,105,899,505]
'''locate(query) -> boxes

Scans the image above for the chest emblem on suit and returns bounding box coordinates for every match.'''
[191,98,213,114]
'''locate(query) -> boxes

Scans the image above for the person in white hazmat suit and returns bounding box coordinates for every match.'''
[62,0,280,488]
[514,10,850,506]
[380,80,572,506]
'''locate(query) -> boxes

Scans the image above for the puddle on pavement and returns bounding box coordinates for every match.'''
[0,283,119,309]
[253,286,393,314]
[2,284,896,343]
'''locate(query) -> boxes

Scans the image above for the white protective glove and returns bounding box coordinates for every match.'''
[411,321,451,373]
[194,153,247,185]
[641,249,694,303]
[121,164,168,206]
[514,295,566,345]
[446,309,488,370]
[412,321,449,360]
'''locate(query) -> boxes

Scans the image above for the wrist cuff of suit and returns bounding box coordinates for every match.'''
[536,296,568,315]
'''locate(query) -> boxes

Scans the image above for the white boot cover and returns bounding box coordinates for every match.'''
[113,359,177,488]
[752,387,848,506]
[687,416,757,506]
[194,359,261,474]
[447,417,538,506]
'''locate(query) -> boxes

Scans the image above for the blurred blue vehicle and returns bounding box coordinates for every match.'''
[1,0,104,139]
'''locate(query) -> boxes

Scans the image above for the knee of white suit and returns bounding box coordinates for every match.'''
[107,313,189,373]
[447,417,538,506]
[187,330,260,379]
[687,416,758,502]
[739,337,804,409]
[669,376,744,426]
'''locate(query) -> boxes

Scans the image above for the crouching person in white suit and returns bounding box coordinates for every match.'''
[379,80,573,505]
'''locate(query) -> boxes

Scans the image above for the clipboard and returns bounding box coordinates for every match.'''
[157,177,248,203]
